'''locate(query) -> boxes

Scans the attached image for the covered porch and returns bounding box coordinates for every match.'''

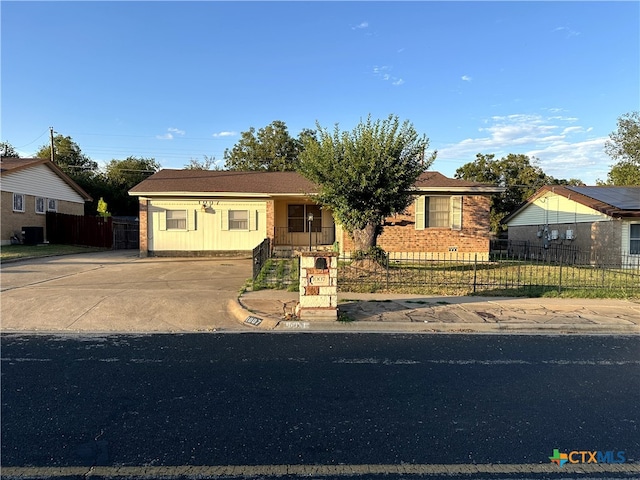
[271,197,336,255]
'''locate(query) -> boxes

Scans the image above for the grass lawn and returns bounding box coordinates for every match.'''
[0,244,109,263]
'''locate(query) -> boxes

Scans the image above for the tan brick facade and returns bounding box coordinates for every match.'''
[340,195,492,257]
[266,199,275,246]
[1,191,84,244]
[138,198,148,257]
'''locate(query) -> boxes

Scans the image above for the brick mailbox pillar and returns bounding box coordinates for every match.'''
[298,251,338,321]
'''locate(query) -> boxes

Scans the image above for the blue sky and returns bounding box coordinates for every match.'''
[2,1,638,185]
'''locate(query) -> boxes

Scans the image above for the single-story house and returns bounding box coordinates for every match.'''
[0,157,92,245]
[503,185,640,266]
[128,169,503,259]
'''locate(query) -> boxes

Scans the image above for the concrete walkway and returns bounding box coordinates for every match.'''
[233,289,640,334]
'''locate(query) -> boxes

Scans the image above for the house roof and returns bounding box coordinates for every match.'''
[128,169,503,197]
[504,185,640,223]
[0,157,93,201]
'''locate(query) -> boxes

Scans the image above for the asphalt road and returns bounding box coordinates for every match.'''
[1,333,639,479]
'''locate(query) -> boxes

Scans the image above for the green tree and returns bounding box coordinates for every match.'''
[184,155,220,170]
[1,141,20,157]
[35,135,97,177]
[299,114,434,251]
[601,111,640,185]
[104,156,160,216]
[97,197,111,218]
[224,120,304,171]
[455,154,583,234]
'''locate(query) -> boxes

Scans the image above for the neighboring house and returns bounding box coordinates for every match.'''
[0,157,92,245]
[503,185,640,266]
[128,169,502,259]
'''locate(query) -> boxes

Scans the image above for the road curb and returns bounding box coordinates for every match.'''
[227,298,280,330]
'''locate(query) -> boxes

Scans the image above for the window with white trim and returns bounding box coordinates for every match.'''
[630,224,640,255]
[13,193,24,212]
[47,199,58,212]
[35,197,46,214]
[229,210,248,230]
[166,210,187,230]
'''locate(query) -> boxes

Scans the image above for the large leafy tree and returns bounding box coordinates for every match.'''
[184,155,220,170]
[36,135,98,178]
[224,120,311,171]
[104,156,160,216]
[601,111,640,185]
[455,153,583,234]
[299,114,434,251]
[1,141,20,157]
[36,135,104,214]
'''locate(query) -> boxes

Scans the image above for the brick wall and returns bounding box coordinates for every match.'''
[340,195,491,256]
[1,191,84,244]
[266,199,275,246]
[138,198,148,257]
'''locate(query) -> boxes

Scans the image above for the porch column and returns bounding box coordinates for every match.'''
[138,198,148,257]
[266,199,275,248]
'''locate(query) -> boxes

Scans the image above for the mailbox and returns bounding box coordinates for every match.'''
[298,252,338,321]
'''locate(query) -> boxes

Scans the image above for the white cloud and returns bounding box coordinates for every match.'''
[435,113,608,184]
[461,75,472,82]
[168,127,185,136]
[373,65,404,86]
[352,21,369,30]
[156,127,185,140]
[212,131,237,138]
[554,26,580,38]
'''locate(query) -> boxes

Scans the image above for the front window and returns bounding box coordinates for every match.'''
[35,197,46,214]
[288,204,322,232]
[47,198,57,212]
[423,196,462,230]
[631,224,640,255]
[229,210,248,230]
[426,197,450,228]
[166,210,187,230]
[13,193,24,212]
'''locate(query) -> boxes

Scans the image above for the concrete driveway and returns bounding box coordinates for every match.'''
[1,251,253,333]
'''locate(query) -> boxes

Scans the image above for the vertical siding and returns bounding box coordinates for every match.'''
[148,199,267,251]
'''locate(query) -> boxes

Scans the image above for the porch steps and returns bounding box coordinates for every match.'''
[273,245,336,258]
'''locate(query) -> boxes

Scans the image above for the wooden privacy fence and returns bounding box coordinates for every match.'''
[46,212,113,248]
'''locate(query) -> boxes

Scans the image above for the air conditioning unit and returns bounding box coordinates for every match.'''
[566,229,574,240]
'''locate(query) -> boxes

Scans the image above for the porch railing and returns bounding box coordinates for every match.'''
[274,227,335,247]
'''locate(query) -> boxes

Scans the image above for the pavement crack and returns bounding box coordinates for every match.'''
[1,265,106,292]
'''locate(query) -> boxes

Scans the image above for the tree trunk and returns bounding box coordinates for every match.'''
[351,222,378,252]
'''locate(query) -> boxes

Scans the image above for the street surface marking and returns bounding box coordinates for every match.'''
[2,463,639,478]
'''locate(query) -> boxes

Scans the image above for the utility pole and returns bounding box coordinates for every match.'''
[49,127,55,162]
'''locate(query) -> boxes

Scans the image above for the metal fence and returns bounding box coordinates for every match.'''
[253,238,271,279]
[337,250,640,295]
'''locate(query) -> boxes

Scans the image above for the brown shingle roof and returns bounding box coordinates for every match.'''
[129,169,502,196]
[129,170,320,195]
